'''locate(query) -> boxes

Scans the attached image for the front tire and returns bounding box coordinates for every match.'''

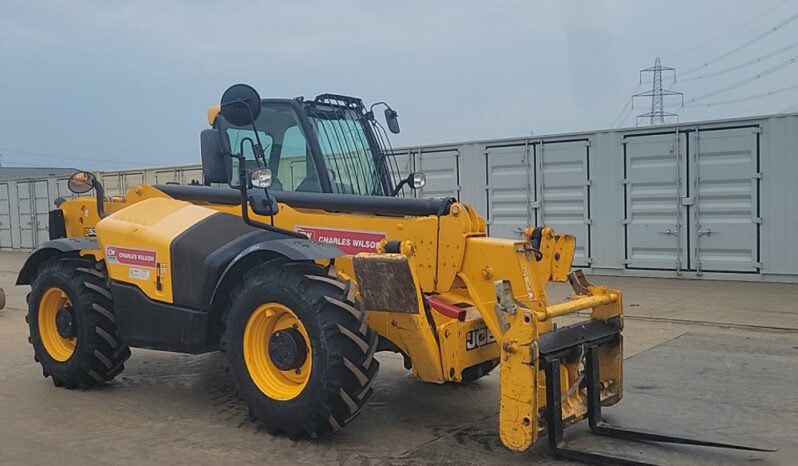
[27,257,131,388]
[224,259,379,438]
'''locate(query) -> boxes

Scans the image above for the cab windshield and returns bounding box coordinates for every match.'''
[221,101,392,195]
[305,104,389,195]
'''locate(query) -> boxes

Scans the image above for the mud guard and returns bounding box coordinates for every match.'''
[16,238,99,285]
[209,238,344,306]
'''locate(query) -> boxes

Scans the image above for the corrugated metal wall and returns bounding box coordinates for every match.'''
[9,114,798,282]
[96,164,204,197]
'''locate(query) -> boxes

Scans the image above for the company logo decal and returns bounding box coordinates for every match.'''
[105,246,157,268]
[294,226,386,255]
[466,326,496,351]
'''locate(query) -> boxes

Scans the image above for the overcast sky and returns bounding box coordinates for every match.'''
[1,0,796,170]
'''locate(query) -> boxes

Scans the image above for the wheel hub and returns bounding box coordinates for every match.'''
[269,327,307,371]
[55,307,76,339]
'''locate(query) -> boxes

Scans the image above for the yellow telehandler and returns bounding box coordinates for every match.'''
[17,84,770,464]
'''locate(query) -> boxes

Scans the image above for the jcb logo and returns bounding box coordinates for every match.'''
[466,327,495,351]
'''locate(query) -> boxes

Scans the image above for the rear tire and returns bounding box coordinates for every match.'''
[27,257,131,388]
[223,259,379,438]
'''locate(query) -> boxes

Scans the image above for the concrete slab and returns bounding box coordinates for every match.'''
[1,251,796,465]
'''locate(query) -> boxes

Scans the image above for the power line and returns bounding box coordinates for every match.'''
[610,100,633,128]
[618,105,636,128]
[610,82,642,127]
[0,157,53,167]
[664,1,787,59]
[684,83,798,107]
[686,54,798,103]
[681,10,798,76]
[0,147,132,166]
[678,39,798,82]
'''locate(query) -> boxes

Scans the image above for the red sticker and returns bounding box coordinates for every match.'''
[295,226,386,255]
[105,246,157,268]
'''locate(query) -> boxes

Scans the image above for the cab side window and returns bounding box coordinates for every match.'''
[277,126,318,192]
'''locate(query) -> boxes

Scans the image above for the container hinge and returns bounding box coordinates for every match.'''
[752,217,763,224]
[752,172,763,179]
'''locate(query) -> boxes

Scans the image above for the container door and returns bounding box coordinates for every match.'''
[537,140,591,266]
[100,173,123,197]
[181,168,204,186]
[155,169,179,184]
[32,181,50,247]
[415,148,459,200]
[123,172,145,193]
[0,183,11,248]
[485,144,533,239]
[623,133,687,270]
[16,181,35,249]
[285,158,308,191]
[689,128,760,273]
[55,178,73,199]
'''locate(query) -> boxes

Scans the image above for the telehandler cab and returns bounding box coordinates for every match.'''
[18,84,772,464]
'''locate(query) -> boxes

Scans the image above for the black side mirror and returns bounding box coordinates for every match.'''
[249,194,279,216]
[220,84,262,126]
[384,108,400,134]
[200,129,228,184]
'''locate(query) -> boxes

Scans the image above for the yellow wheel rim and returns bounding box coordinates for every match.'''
[243,303,312,401]
[38,287,76,362]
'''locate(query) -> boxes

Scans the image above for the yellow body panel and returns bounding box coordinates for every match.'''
[207,105,221,126]
[94,197,216,303]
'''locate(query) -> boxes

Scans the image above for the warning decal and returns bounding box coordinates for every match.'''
[295,226,386,255]
[105,246,157,268]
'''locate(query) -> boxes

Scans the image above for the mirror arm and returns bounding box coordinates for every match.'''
[234,153,256,227]
[391,178,408,196]
[92,178,107,219]
[262,187,275,226]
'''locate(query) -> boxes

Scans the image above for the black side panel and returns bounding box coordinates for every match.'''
[48,210,66,240]
[111,281,212,354]
[154,184,454,217]
[170,212,285,310]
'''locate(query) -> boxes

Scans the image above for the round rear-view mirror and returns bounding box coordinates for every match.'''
[250,168,273,189]
[67,171,97,194]
[220,84,262,127]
